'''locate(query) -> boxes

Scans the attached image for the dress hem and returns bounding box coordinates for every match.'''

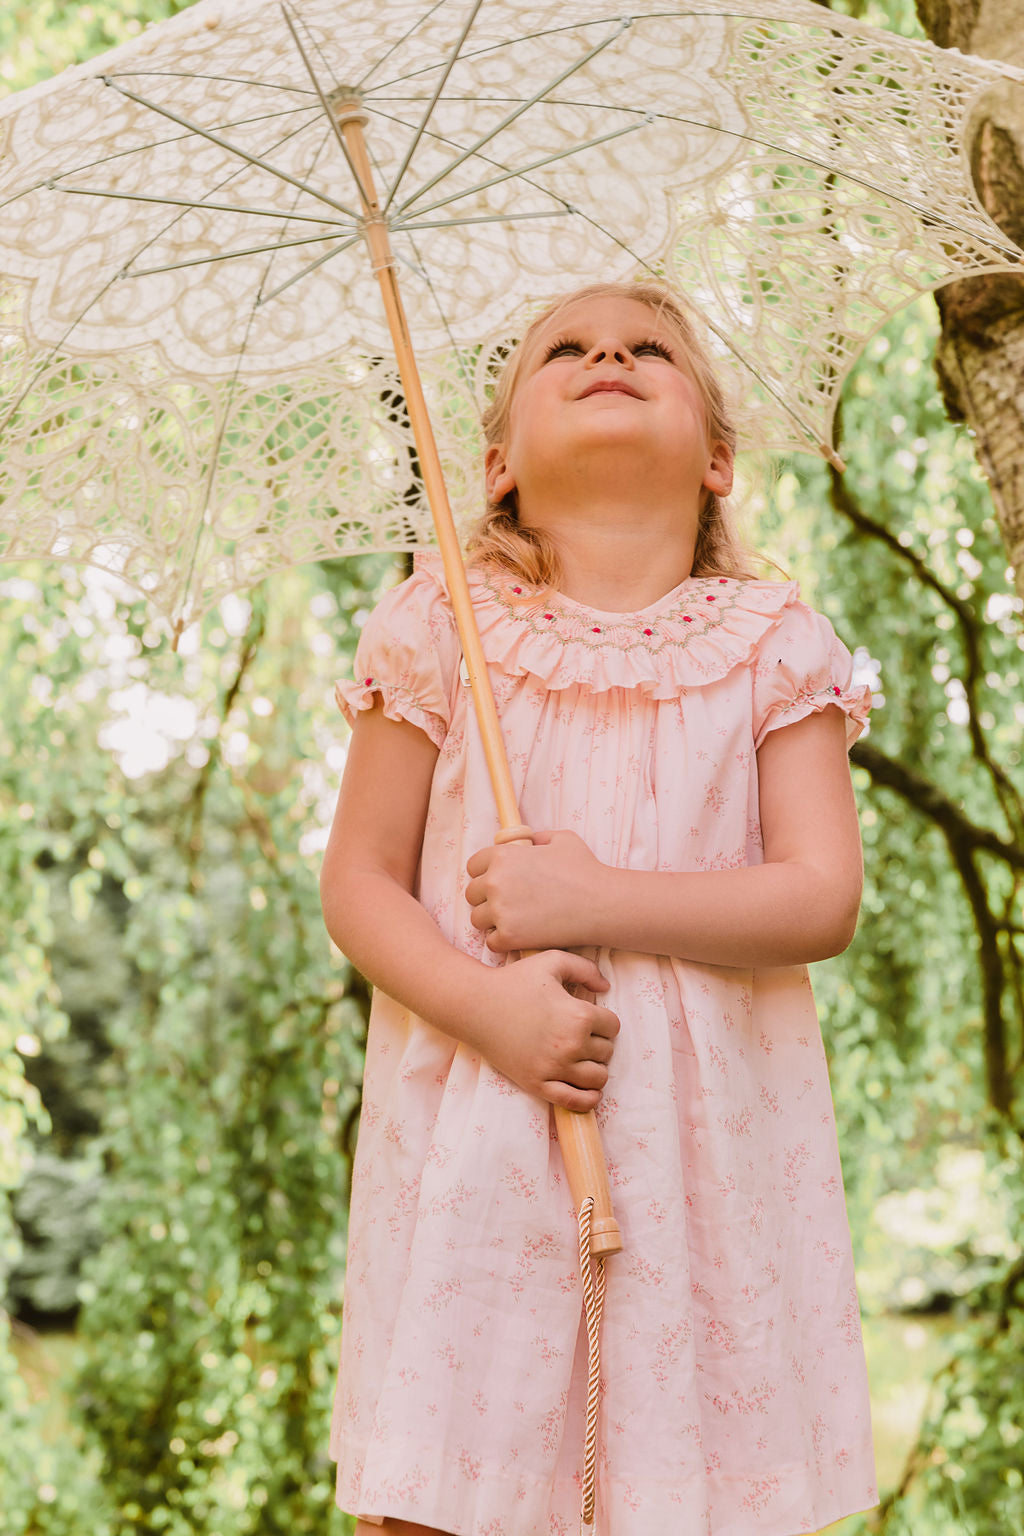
[335,1436,879,1536]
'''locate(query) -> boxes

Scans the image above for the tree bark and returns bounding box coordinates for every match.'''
[915,0,1024,597]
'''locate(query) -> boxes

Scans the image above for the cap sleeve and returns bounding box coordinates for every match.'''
[752,601,871,752]
[334,564,459,749]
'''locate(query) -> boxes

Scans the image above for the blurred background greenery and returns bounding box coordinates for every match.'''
[2,0,1023,1533]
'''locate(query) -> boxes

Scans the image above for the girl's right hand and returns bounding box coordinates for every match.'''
[473,951,620,1112]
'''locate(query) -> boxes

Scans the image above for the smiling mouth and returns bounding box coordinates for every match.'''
[578,381,643,400]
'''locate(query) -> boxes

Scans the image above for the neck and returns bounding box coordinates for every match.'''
[520,492,699,612]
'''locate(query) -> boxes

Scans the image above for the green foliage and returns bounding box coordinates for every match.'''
[9,1153,104,1314]
[0,0,195,92]
[759,297,1024,1533]
[1,551,394,1534]
[2,4,1022,1535]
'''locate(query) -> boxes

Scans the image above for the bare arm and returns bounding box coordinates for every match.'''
[465,705,864,967]
[319,700,620,1110]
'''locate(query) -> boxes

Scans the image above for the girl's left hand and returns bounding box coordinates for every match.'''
[465,829,603,954]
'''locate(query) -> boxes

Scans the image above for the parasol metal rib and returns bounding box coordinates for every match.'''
[393,116,651,222]
[364,12,643,95]
[48,183,353,226]
[380,78,1023,262]
[354,0,448,92]
[100,74,363,224]
[257,231,364,305]
[278,4,375,208]
[402,227,474,387]
[105,68,318,96]
[119,228,359,280]
[382,0,486,213]
[651,109,1024,261]
[0,105,319,217]
[1,104,336,439]
[394,209,569,229]
[172,120,341,646]
[391,16,631,216]
[537,188,852,465]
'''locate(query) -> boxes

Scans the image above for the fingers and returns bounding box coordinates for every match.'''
[545,1045,608,1109]
[586,1031,615,1065]
[589,1002,621,1039]
[548,950,611,995]
[568,1057,610,1090]
[543,1080,602,1114]
[466,831,557,884]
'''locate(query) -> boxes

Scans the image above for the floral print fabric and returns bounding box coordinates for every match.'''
[329,552,877,1536]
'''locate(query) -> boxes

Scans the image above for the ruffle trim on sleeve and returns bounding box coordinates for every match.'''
[333,677,449,749]
[757,679,872,750]
[413,550,803,696]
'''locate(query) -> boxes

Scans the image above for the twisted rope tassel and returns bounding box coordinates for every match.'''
[578,1194,607,1535]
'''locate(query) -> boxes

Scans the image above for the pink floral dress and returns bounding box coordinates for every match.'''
[329,551,877,1536]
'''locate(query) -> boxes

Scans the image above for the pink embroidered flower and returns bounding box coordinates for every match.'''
[364,676,374,686]
[511,586,522,594]
[683,615,693,623]
[592,626,601,633]
[544,612,554,620]
[643,628,653,636]
[706,595,717,602]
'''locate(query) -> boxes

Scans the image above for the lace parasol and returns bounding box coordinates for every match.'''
[1,0,1022,629]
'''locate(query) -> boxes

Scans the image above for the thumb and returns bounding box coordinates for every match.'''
[527,828,553,845]
[548,949,610,994]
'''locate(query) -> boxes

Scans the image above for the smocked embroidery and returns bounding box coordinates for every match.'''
[770,683,850,724]
[476,565,766,660]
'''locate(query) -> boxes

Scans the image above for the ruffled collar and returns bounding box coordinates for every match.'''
[414,550,801,696]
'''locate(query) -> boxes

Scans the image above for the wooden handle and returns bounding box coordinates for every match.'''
[334,99,621,1260]
[493,830,622,1259]
[552,1107,622,1257]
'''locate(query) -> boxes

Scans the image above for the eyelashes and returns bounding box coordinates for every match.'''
[541,335,676,363]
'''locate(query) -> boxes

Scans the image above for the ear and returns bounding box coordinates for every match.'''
[485,442,517,505]
[702,439,734,498]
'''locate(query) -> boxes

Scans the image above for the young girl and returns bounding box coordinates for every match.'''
[320,280,878,1536]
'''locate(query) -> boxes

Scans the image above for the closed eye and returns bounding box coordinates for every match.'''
[541,337,584,361]
[634,338,675,361]
[541,335,676,363]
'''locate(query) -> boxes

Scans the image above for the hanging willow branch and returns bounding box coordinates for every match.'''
[829,462,1024,842]
[828,465,1023,1125]
[184,589,269,887]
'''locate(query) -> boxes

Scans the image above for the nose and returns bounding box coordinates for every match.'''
[583,336,635,368]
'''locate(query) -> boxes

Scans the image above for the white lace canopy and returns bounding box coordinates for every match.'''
[1,0,1022,632]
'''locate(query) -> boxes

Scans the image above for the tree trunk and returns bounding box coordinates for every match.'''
[916,0,1024,597]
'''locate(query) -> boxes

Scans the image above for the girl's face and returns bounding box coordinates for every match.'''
[485,295,733,513]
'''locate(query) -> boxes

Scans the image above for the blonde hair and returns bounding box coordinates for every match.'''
[467,279,764,587]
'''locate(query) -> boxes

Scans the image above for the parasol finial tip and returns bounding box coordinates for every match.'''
[327,85,368,128]
[820,443,847,474]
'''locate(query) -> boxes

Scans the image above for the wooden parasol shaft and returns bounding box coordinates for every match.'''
[333,92,621,1260]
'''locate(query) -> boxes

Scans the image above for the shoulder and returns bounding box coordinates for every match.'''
[360,551,458,646]
[751,591,856,675]
[750,591,870,748]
